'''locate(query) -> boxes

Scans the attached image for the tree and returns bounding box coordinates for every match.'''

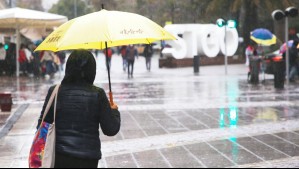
[15,0,44,11]
[90,0,118,11]
[49,0,93,20]
[207,0,296,56]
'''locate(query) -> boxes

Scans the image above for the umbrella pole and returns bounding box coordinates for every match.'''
[105,42,113,105]
[16,26,20,77]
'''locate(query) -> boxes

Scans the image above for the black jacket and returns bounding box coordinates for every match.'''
[37,84,121,160]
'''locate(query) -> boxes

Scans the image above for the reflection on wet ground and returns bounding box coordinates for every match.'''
[0,55,299,167]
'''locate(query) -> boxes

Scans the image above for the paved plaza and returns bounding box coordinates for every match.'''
[0,53,299,168]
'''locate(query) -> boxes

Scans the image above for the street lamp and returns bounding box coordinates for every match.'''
[272,7,298,86]
[216,18,237,75]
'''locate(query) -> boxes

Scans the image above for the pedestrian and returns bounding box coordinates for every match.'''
[120,46,127,72]
[24,44,34,76]
[104,48,113,71]
[245,43,254,66]
[286,40,299,82]
[126,45,138,78]
[19,44,28,76]
[144,44,154,71]
[30,44,41,77]
[245,43,255,81]
[36,50,121,168]
[56,51,66,71]
[5,43,16,76]
[0,43,6,76]
[41,51,55,78]
[160,40,165,58]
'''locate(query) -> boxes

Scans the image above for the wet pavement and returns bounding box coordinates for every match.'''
[0,53,299,168]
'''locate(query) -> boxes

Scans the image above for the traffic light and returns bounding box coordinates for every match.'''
[4,44,9,50]
[216,19,237,28]
[216,18,226,27]
[227,20,237,28]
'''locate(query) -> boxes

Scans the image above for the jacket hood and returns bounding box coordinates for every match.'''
[62,50,96,85]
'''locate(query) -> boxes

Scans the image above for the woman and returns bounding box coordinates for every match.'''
[37,50,121,168]
[41,51,55,78]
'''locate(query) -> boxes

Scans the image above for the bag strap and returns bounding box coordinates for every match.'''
[40,84,61,125]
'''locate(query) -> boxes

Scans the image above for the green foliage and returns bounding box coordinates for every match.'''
[48,0,299,43]
[49,0,93,20]
[16,0,44,11]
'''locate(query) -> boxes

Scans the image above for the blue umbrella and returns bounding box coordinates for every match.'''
[250,28,277,46]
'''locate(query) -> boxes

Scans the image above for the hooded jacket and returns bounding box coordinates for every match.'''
[37,50,121,160]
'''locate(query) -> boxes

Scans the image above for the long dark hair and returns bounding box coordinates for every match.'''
[62,50,96,85]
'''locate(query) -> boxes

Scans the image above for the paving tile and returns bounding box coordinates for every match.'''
[209,139,263,165]
[105,154,137,168]
[117,113,146,139]
[150,111,187,133]
[185,142,234,168]
[236,136,288,161]
[133,150,170,168]
[0,159,12,168]
[160,146,203,168]
[0,135,27,158]
[129,112,167,136]
[254,134,299,157]
[165,110,207,130]
[187,110,220,129]
[274,132,299,146]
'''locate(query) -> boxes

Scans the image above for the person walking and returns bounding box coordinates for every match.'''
[287,40,299,82]
[0,43,6,76]
[5,43,16,76]
[144,44,154,71]
[245,43,255,81]
[30,44,41,77]
[126,45,138,78]
[19,44,29,76]
[120,46,127,72]
[41,51,55,78]
[24,44,34,76]
[36,50,121,168]
[104,48,113,71]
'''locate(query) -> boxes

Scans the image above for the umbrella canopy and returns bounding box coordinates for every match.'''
[0,7,67,28]
[0,7,68,77]
[35,9,176,52]
[35,9,175,104]
[279,40,299,54]
[250,28,277,46]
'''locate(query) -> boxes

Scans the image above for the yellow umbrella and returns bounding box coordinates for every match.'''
[35,9,176,104]
[35,9,175,51]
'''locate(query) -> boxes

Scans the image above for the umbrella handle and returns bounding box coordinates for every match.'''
[109,91,114,106]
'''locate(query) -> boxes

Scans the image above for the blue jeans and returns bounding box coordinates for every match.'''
[46,61,55,75]
[289,65,297,80]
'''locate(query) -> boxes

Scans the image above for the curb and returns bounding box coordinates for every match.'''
[0,104,29,139]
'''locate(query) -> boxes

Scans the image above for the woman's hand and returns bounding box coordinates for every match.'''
[110,103,118,110]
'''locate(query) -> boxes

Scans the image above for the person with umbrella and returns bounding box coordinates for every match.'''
[36,50,121,168]
[32,8,175,168]
[249,28,277,83]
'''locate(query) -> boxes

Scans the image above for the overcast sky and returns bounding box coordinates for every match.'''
[42,0,59,11]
